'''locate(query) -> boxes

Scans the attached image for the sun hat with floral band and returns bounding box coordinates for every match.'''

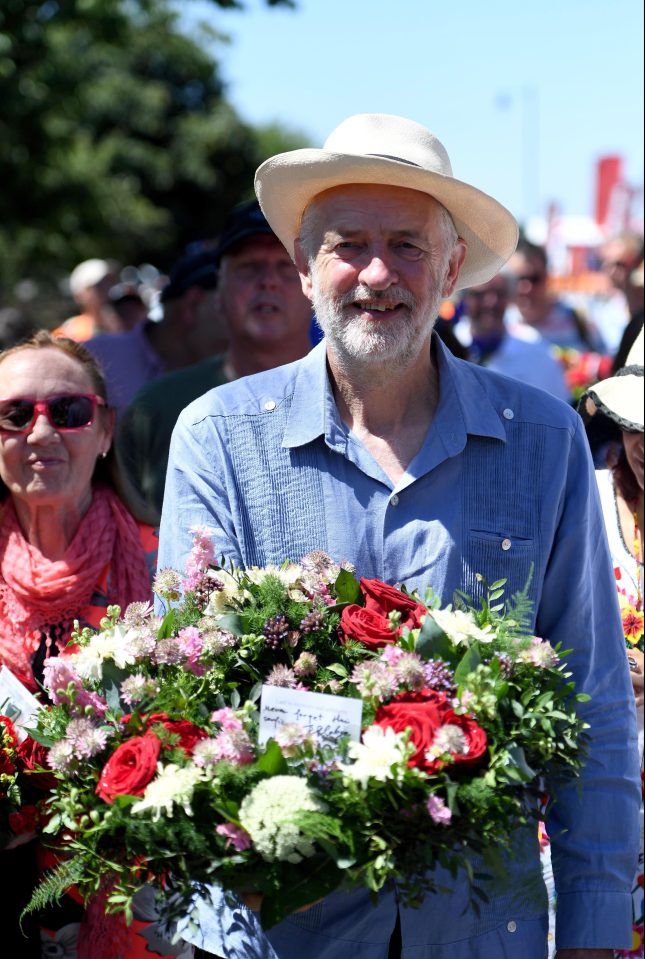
[254,112,519,291]
[580,326,644,433]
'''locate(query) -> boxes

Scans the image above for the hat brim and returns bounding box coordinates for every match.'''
[255,150,519,290]
[582,369,644,432]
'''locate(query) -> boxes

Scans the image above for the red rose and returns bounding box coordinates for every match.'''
[340,604,400,650]
[96,732,161,804]
[145,713,208,755]
[359,578,426,629]
[373,689,487,774]
[16,737,58,791]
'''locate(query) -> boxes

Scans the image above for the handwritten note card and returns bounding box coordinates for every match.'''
[259,685,363,749]
[0,665,42,742]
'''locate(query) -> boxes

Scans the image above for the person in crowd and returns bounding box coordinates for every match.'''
[116,199,313,522]
[54,258,121,341]
[454,271,571,401]
[85,248,224,415]
[580,327,644,959]
[506,239,605,352]
[107,281,150,331]
[158,113,640,959]
[598,231,644,372]
[0,331,189,958]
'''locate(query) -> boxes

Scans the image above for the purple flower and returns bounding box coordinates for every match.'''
[216,822,252,852]
[427,794,452,825]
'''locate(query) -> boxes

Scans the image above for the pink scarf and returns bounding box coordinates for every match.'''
[0,486,152,684]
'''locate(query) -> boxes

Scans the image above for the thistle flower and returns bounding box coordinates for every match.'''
[293,651,318,677]
[153,568,183,601]
[120,674,159,706]
[153,637,184,665]
[64,718,111,758]
[265,665,298,688]
[121,602,155,627]
[393,652,426,690]
[350,661,397,701]
[275,723,317,757]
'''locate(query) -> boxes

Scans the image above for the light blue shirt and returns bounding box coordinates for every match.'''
[159,337,640,958]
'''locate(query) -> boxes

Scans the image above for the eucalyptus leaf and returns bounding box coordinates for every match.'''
[415,616,454,664]
[333,568,361,604]
[453,644,482,684]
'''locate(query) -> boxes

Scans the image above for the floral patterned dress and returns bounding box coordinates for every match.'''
[596,469,644,959]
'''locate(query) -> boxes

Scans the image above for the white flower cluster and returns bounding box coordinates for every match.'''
[428,608,493,646]
[131,763,204,821]
[238,775,327,863]
[339,726,411,789]
[69,623,142,680]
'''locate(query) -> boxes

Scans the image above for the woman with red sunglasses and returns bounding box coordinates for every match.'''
[0,331,184,959]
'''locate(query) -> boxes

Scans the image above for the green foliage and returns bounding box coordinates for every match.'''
[0,0,306,301]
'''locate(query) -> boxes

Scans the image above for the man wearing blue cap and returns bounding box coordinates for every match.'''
[85,247,223,416]
[116,200,313,521]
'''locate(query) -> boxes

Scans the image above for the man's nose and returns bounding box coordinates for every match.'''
[358,254,398,290]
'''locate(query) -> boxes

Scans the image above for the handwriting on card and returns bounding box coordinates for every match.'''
[259,685,362,749]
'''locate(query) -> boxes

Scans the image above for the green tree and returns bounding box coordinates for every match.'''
[0,0,304,307]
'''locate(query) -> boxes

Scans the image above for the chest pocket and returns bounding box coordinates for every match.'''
[460,425,547,622]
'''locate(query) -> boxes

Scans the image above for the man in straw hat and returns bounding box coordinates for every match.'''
[159,114,640,959]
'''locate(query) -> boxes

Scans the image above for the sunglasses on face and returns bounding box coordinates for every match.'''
[516,273,546,285]
[0,394,106,435]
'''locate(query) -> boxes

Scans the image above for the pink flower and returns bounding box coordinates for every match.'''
[178,626,205,674]
[211,708,243,730]
[216,822,252,851]
[42,659,108,717]
[427,794,452,825]
[212,728,255,765]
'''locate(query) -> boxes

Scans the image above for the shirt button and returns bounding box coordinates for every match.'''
[503,408,514,420]
[263,400,276,412]
[506,920,517,933]
[390,494,400,507]
[501,538,512,551]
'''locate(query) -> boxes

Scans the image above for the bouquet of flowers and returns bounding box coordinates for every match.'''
[25,530,589,930]
[553,345,614,400]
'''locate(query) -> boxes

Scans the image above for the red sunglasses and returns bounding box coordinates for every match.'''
[0,394,107,435]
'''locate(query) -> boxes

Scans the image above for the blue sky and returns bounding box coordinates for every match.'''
[186,0,644,230]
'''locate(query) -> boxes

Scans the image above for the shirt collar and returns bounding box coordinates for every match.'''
[282,333,507,450]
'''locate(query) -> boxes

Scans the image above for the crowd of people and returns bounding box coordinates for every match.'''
[0,111,643,959]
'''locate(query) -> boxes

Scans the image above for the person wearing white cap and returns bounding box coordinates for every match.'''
[581,329,644,957]
[159,114,640,959]
[54,258,121,341]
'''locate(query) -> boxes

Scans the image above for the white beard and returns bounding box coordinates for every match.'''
[311,277,442,370]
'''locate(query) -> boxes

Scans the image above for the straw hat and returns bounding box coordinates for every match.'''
[581,326,644,432]
[254,113,519,290]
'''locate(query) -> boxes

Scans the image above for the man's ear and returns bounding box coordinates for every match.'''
[294,239,314,302]
[442,239,468,298]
